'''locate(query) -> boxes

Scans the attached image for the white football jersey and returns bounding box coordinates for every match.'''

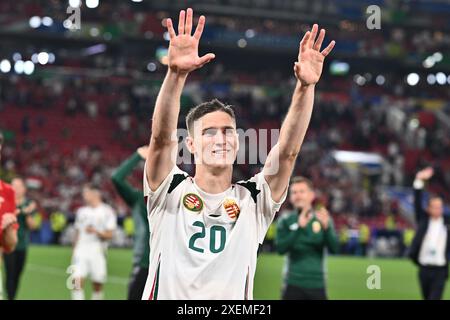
[74,203,117,249]
[142,165,287,300]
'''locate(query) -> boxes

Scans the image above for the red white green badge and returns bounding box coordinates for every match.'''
[183,193,203,212]
[223,198,240,220]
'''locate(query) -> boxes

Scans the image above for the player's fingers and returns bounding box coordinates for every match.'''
[166,18,176,39]
[314,29,325,51]
[300,31,310,53]
[178,10,186,35]
[197,53,215,67]
[294,62,300,75]
[193,15,206,40]
[321,40,336,57]
[185,8,193,35]
[308,24,318,48]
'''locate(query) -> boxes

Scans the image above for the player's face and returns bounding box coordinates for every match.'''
[11,178,26,198]
[428,198,443,219]
[82,187,95,205]
[188,111,238,167]
[289,182,315,210]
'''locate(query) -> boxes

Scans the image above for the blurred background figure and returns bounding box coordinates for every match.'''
[3,176,37,300]
[409,167,448,300]
[0,131,18,300]
[275,176,338,300]
[70,183,117,300]
[111,146,149,300]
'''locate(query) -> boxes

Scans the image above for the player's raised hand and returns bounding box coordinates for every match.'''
[294,24,335,86]
[416,167,434,181]
[165,8,215,75]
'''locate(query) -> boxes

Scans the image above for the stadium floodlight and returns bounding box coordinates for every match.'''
[447,75,450,85]
[245,29,256,38]
[42,17,53,27]
[409,118,419,129]
[436,72,446,85]
[422,56,435,69]
[132,0,143,2]
[14,60,24,74]
[37,52,49,65]
[406,73,419,86]
[86,0,99,8]
[29,16,41,28]
[69,0,81,8]
[433,52,443,63]
[147,62,157,72]
[332,150,383,165]
[23,61,35,75]
[31,53,38,63]
[90,27,100,37]
[237,39,247,48]
[12,52,22,62]
[48,53,56,64]
[353,74,366,86]
[0,59,11,73]
[329,61,349,76]
[427,74,436,85]
[375,75,385,85]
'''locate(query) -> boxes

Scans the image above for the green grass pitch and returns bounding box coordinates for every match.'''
[3,245,450,300]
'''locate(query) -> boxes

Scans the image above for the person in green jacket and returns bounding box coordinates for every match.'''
[275,176,338,300]
[3,176,37,300]
[111,146,150,300]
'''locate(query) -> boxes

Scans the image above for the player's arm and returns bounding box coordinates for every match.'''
[94,230,114,241]
[112,147,147,206]
[1,213,18,253]
[87,208,117,241]
[274,216,302,254]
[146,8,215,191]
[263,24,335,202]
[413,167,433,223]
[23,200,38,230]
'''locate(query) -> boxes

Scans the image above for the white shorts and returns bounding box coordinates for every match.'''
[72,246,107,284]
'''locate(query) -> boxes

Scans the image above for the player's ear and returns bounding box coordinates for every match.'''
[185,135,195,154]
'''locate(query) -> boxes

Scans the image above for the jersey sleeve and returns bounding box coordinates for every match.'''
[250,172,288,244]
[74,208,83,232]
[143,164,188,218]
[104,206,117,231]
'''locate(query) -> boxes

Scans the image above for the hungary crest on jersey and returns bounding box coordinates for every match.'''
[183,193,203,212]
[223,198,240,219]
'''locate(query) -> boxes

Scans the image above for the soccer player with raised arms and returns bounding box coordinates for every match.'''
[142,8,335,300]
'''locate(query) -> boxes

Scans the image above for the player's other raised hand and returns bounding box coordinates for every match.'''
[165,8,215,75]
[294,24,335,86]
[416,167,434,181]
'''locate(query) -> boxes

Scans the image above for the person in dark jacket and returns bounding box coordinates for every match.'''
[111,146,150,300]
[408,167,449,300]
[275,176,338,300]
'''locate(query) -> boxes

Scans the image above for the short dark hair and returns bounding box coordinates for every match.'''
[428,194,443,206]
[290,176,314,191]
[83,182,101,192]
[185,99,236,135]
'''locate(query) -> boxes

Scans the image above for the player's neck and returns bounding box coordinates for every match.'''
[194,165,232,194]
[89,201,102,208]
